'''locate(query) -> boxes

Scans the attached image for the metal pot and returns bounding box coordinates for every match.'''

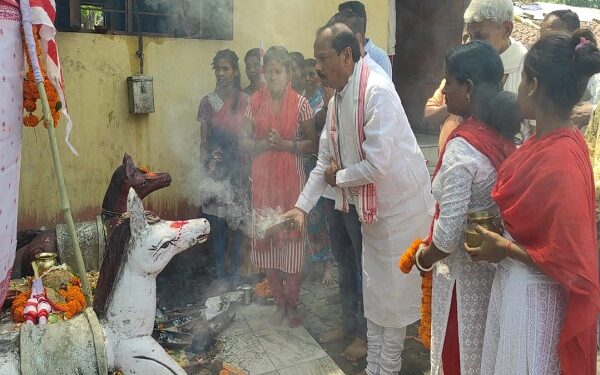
[34,252,58,275]
[464,211,503,247]
[241,284,252,305]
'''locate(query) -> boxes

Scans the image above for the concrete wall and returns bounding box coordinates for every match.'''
[18,0,388,229]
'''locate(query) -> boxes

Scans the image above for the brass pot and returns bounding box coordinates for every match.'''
[464,211,503,247]
[35,252,58,275]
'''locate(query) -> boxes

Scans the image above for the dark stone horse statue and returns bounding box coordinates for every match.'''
[14,154,171,277]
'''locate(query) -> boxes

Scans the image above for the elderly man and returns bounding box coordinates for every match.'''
[285,23,434,375]
[425,0,531,147]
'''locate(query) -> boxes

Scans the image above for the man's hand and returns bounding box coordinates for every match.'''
[283,207,307,230]
[324,159,339,187]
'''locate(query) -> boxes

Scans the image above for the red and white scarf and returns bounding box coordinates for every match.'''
[329,58,377,224]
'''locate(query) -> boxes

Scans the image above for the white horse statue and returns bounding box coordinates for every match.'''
[0,188,210,374]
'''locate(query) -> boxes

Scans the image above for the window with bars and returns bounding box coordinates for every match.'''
[55,0,233,40]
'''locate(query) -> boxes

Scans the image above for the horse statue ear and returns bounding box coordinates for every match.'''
[127,188,148,238]
[124,153,135,180]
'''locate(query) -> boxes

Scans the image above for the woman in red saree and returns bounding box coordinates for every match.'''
[241,46,317,327]
[466,30,600,375]
[198,50,250,291]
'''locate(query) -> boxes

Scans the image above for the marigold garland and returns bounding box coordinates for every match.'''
[398,238,432,348]
[55,284,86,319]
[21,26,61,129]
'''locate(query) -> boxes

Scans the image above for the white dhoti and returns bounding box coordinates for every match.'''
[362,211,432,374]
[0,2,23,307]
[366,319,407,375]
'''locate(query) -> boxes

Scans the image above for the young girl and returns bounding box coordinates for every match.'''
[198,49,250,289]
[241,46,317,327]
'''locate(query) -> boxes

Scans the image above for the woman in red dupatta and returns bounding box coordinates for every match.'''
[198,50,250,291]
[466,31,600,375]
[241,46,317,328]
[414,42,518,375]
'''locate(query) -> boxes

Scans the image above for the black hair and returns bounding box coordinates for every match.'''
[244,48,260,62]
[446,41,519,139]
[338,1,367,30]
[524,29,600,119]
[263,46,292,74]
[303,58,317,68]
[290,51,305,68]
[329,10,366,44]
[212,49,241,112]
[546,9,580,33]
[316,23,361,63]
[486,91,522,139]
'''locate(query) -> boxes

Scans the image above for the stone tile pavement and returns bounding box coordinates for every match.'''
[218,266,432,374]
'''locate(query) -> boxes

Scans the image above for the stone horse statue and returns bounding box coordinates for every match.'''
[14,153,171,277]
[0,189,210,374]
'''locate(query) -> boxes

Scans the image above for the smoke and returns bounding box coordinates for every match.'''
[139,0,233,39]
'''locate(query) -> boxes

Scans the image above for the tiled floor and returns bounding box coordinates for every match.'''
[217,303,344,375]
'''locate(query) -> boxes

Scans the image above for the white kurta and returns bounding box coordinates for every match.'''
[0,2,23,307]
[430,138,497,375]
[480,247,566,375]
[297,63,435,328]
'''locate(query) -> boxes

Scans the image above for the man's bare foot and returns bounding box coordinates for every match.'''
[319,327,346,343]
[342,337,368,361]
[268,306,286,326]
[287,305,303,328]
[322,261,335,285]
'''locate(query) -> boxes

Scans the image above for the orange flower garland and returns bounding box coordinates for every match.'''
[55,284,86,319]
[21,26,61,129]
[398,238,432,348]
[11,290,29,323]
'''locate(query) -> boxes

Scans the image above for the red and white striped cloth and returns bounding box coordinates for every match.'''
[329,59,378,224]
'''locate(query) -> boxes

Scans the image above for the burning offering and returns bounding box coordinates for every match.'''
[254,207,293,239]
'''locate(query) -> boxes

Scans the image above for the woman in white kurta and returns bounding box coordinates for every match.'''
[416,42,518,375]
[467,31,600,375]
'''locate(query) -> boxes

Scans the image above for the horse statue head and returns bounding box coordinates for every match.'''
[94,188,210,374]
[101,153,172,219]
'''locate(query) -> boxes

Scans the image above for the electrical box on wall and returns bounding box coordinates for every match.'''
[127,75,155,114]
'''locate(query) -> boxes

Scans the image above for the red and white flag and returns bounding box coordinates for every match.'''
[28,0,78,155]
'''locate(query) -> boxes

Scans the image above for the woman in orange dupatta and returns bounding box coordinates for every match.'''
[466,31,600,375]
[241,46,317,328]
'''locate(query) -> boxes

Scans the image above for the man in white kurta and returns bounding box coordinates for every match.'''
[286,24,434,375]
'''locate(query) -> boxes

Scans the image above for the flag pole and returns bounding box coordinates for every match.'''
[20,0,92,306]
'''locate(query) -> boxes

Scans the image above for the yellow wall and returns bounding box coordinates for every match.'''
[18,0,388,228]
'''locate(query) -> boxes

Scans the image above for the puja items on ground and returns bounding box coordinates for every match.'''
[254,278,272,298]
[11,266,86,324]
[398,239,432,348]
[254,207,293,239]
